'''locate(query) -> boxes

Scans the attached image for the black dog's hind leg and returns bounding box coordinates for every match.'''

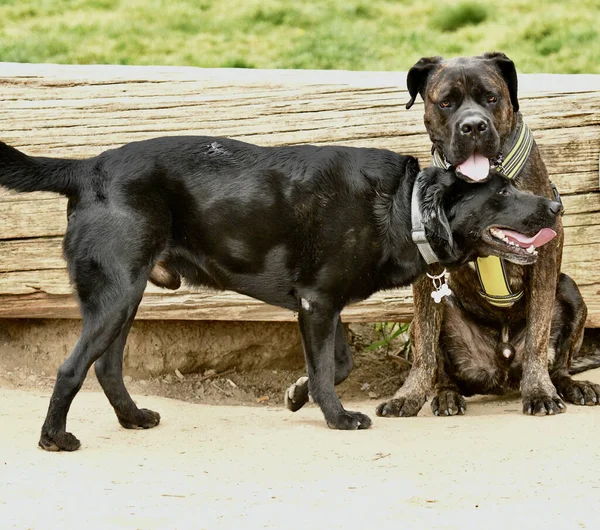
[551,274,600,406]
[285,317,353,412]
[39,276,149,452]
[296,304,369,429]
[94,313,160,429]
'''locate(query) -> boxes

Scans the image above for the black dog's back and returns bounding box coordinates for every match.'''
[0,136,418,311]
[107,137,417,309]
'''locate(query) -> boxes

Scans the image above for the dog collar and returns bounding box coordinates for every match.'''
[411,171,439,265]
[431,113,533,308]
[411,176,455,304]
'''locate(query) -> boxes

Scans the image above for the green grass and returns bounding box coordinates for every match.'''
[0,0,598,73]
[431,3,488,32]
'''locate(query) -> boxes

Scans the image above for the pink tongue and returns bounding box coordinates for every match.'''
[502,228,557,248]
[456,153,490,181]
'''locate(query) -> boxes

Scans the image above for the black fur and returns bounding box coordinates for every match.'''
[0,137,561,450]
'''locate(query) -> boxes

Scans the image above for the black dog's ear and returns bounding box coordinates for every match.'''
[418,168,454,247]
[406,56,443,109]
[483,52,519,112]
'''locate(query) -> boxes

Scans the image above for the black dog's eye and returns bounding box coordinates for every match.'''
[439,100,451,109]
[487,95,498,103]
[497,187,511,196]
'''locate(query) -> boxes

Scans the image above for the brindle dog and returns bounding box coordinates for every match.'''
[376,52,600,418]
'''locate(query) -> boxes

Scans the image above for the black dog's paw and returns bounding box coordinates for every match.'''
[326,410,372,430]
[558,379,600,406]
[522,392,566,416]
[284,376,310,412]
[431,389,466,416]
[118,408,161,429]
[38,430,81,452]
[376,395,425,418]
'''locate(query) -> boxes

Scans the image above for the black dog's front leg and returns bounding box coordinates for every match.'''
[297,301,371,430]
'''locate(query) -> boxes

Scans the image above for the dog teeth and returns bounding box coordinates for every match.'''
[526,245,537,255]
[491,228,512,244]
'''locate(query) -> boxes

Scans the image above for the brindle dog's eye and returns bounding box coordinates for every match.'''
[439,100,451,109]
[487,95,498,103]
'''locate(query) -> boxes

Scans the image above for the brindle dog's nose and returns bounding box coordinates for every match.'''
[548,200,563,216]
[459,116,488,136]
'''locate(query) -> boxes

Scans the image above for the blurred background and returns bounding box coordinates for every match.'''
[0,0,598,73]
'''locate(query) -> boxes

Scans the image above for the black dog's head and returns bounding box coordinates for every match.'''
[406,52,519,182]
[417,167,561,267]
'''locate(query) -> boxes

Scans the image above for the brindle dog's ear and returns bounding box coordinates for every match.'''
[406,56,443,109]
[483,52,519,112]
[418,167,454,247]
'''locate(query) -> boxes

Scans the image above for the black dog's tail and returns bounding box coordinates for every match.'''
[569,348,600,375]
[0,141,82,196]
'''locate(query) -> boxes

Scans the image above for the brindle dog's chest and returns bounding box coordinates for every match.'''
[440,263,529,396]
[447,263,525,318]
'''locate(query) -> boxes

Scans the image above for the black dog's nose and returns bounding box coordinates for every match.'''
[548,200,563,216]
[459,117,488,136]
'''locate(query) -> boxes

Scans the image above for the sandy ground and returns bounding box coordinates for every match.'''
[1,369,600,530]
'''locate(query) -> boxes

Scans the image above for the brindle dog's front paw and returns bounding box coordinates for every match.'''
[375,394,426,417]
[284,376,310,412]
[557,379,600,406]
[522,392,566,416]
[118,408,161,429]
[431,389,466,416]
[38,430,81,452]
[326,410,372,430]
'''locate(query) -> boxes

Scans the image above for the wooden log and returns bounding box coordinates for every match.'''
[0,281,597,326]
[0,63,598,325]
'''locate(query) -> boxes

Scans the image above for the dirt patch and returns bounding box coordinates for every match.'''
[1,318,598,409]
[0,318,306,376]
[0,321,410,406]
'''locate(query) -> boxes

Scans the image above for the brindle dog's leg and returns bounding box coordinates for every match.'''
[376,274,439,417]
[550,274,600,405]
[285,318,353,412]
[521,237,566,415]
[430,351,466,416]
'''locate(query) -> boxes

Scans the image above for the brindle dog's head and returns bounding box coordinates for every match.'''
[406,52,519,182]
[418,167,561,267]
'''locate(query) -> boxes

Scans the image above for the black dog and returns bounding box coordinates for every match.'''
[0,137,561,450]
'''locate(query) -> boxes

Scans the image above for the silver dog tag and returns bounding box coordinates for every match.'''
[427,269,452,304]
